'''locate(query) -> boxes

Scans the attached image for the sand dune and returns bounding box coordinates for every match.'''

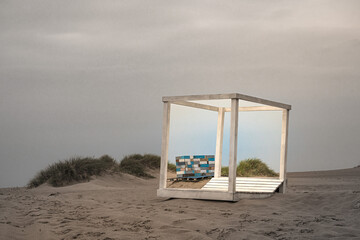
[1,168,359,239]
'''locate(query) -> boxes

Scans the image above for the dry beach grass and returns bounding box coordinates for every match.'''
[1,166,360,239]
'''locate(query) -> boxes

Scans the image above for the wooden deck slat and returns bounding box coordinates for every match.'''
[208,183,281,187]
[202,177,283,193]
[201,188,274,193]
[204,181,281,185]
[215,177,282,182]
[202,187,276,191]
[211,182,281,184]
[202,188,275,192]
[209,182,281,185]
[202,188,276,191]
[203,185,276,188]
[203,185,278,189]
[203,184,280,188]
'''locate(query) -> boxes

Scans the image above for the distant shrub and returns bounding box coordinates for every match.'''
[28,154,165,188]
[237,158,278,177]
[221,166,229,176]
[119,154,160,178]
[221,158,278,177]
[141,154,161,169]
[27,155,118,188]
[168,162,177,172]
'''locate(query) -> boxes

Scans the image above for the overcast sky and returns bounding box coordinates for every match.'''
[1,1,360,187]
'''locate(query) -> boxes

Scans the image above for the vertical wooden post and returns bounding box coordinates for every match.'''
[215,107,225,178]
[279,109,289,193]
[159,102,171,189]
[228,99,239,194]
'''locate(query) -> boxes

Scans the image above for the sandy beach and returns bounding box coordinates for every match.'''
[1,167,359,240]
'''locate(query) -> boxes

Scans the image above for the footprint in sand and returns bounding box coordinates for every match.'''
[221,212,233,217]
[205,228,219,235]
[217,228,236,240]
[172,218,197,224]
[159,225,191,234]
[300,228,314,233]
[353,200,360,209]
[86,232,105,237]
[264,231,279,238]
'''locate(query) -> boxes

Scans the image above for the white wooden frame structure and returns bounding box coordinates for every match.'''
[157,93,291,201]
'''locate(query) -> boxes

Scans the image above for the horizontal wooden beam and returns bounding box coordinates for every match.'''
[157,188,235,201]
[235,93,291,110]
[163,93,238,102]
[172,101,219,111]
[157,188,273,201]
[162,93,291,110]
[224,106,283,112]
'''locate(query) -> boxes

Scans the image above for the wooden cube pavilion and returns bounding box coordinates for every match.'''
[157,93,291,201]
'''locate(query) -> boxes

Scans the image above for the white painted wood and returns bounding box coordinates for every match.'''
[162,93,291,110]
[157,93,291,201]
[163,93,238,102]
[206,183,281,187]
[224,106,283,112]
[159,102,171,189]
[202,188,275,193]
[211,177,282,182]
[202,186,276,192]
[157,188,274,201]
[208,180,281,183]
[215,107,225,178]
[172,101,219,111]
[205,178,282,183]
[202,177,283,193]
[157,188,234,201]
[279,109,289,193]
[204,182,281,186]
[208,186,280,189]
[203,188,277,192]
[210,180,282,184]
[203,185,279,189]
[208,185,281,188]
[228,99,239,193]
[205,185,280,189]
[234,93,291,110]
[204,189,274,193]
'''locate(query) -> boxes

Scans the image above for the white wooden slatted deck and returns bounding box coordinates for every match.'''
[202,177,283,193]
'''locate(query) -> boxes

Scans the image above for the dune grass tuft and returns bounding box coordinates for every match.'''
[119,154,160,178]
[167,163,177,172]
[28,154,165,188]
[27,155,118,188]
[221,158,278,177]
[221,166,229,176]
[237,158,278,177]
